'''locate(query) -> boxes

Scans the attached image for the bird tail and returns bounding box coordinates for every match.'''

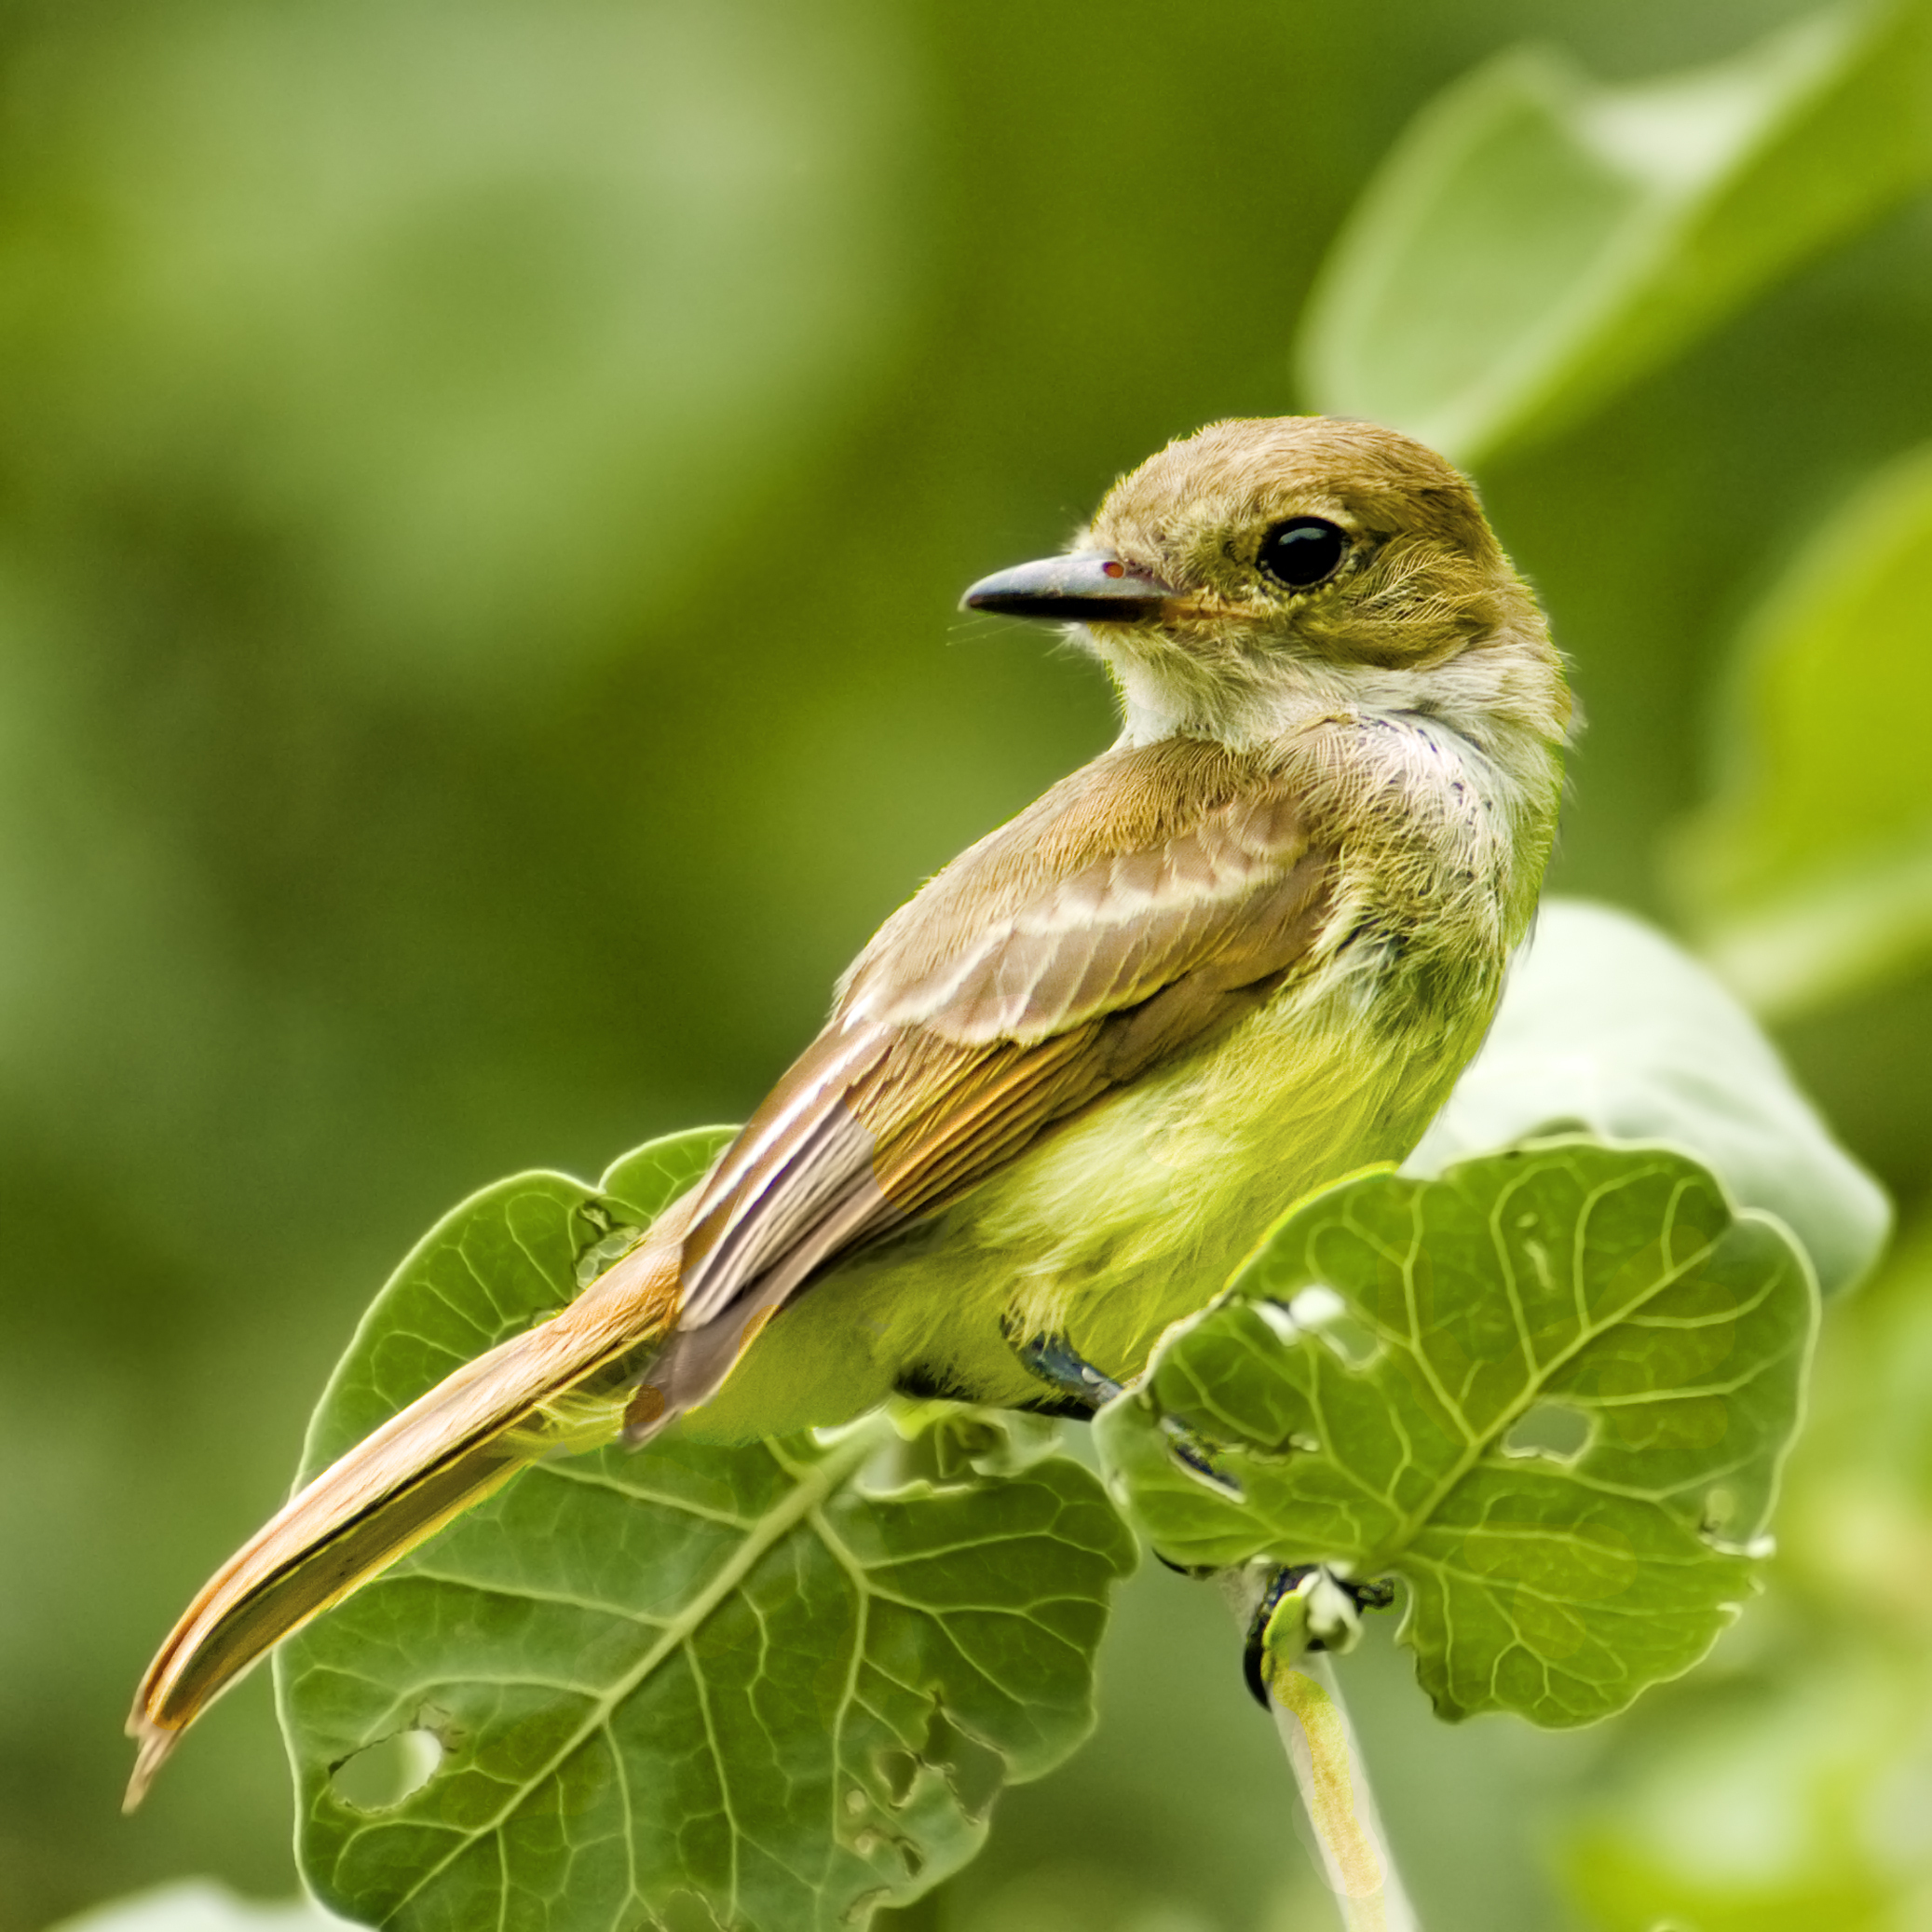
[124,1216,692,1812]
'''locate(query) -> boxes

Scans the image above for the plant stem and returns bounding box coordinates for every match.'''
[1221,1575,1420,1931]
[1266,1653,1419,1932]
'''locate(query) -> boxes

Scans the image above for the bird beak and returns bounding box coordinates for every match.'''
[960,551,1174,623]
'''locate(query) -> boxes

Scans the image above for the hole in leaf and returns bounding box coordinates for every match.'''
[875,1747,919,1806]
[330,1727,442,1810]
[1263,1286,1379,1365]
[1286,1285,1346,1327]
[897,1838,925,1879]
[920,1708,1004,1821]
[574,1211,646,1289]
[1503,1401,1591,1462]
[1313,1313,1381,1367]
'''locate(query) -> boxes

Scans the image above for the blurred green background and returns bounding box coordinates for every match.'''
[6,0,1932,1927]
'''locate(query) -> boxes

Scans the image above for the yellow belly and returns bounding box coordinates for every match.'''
[680,964,1487,1442]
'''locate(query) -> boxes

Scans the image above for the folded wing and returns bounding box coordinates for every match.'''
[647,740,1336,1413]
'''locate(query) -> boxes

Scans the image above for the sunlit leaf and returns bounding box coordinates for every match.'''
[43,1882,357,1932]
[1412,899,1890,1293]
[1672,441,1932,1020]
[1095,1143,1816,1727]
[1299,0,1932,464]
[277,1131,1136,1932]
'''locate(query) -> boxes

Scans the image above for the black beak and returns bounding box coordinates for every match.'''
[960,551,1174,622]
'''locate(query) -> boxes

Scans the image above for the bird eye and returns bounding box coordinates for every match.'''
[1258,518,1346,590]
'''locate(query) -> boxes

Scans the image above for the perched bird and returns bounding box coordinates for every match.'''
[128,415,1571,1804]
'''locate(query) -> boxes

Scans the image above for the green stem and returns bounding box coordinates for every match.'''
[1266,1654,1418,1932]
[1222,1575,1420,1931]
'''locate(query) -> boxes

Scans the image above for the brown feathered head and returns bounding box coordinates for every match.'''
[967,415,1569,751]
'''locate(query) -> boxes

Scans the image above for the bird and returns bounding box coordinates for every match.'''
[126,414,1571,1806]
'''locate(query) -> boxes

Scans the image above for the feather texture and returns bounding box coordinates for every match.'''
[660,742,1335,1403]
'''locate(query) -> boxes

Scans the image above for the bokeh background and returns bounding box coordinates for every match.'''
[6,1,1932,1928]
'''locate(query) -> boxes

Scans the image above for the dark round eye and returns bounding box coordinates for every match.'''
[1258,517,1347,590]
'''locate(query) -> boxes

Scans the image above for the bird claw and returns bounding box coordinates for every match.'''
[1157,1415,1244,1494]
[1000,1319,1126,1416]
[1000,1317,1246,1500]
[1243,1565,1395,1707]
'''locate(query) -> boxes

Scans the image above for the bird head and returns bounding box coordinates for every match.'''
[964,416,1571,753]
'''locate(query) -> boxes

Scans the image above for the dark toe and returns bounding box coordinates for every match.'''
[1241,1565,1313,1708]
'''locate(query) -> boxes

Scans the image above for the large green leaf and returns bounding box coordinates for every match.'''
[1672,441,1932,1020]
[44,1883,355,1932]
[1298,0,1932,466]
[275,1131,1136,1932]
[1094,1143,1816,1728]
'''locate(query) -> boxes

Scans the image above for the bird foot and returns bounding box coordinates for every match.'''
[1243,1565,1396,1707]
[1000,1316,1242,1508]
[1000,1318,1126,1417]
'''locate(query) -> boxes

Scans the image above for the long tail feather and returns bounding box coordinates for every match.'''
[125,1216,690,1810]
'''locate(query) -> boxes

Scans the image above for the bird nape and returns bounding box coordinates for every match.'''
[126,414,1571,1806]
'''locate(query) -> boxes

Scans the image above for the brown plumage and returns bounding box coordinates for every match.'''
[670,743,1332,1345]
[127,415,1571,1804]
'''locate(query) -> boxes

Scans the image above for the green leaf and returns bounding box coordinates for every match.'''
[1094,1143,1817,1728]
[276,1131,1136,1932]
[1297,0,1932,466]
[43,1883,357,1932]
[1413,900,1890,1294]
[293,1125,738,1476]
[1671,441,1932,1021]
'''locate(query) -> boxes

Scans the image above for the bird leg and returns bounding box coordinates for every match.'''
[1000,1319,1395,1703]
[999,1316,1237,1494]
[1002,1322,1126,1417]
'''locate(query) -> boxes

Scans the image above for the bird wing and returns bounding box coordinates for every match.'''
[669,735,1337,1348]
